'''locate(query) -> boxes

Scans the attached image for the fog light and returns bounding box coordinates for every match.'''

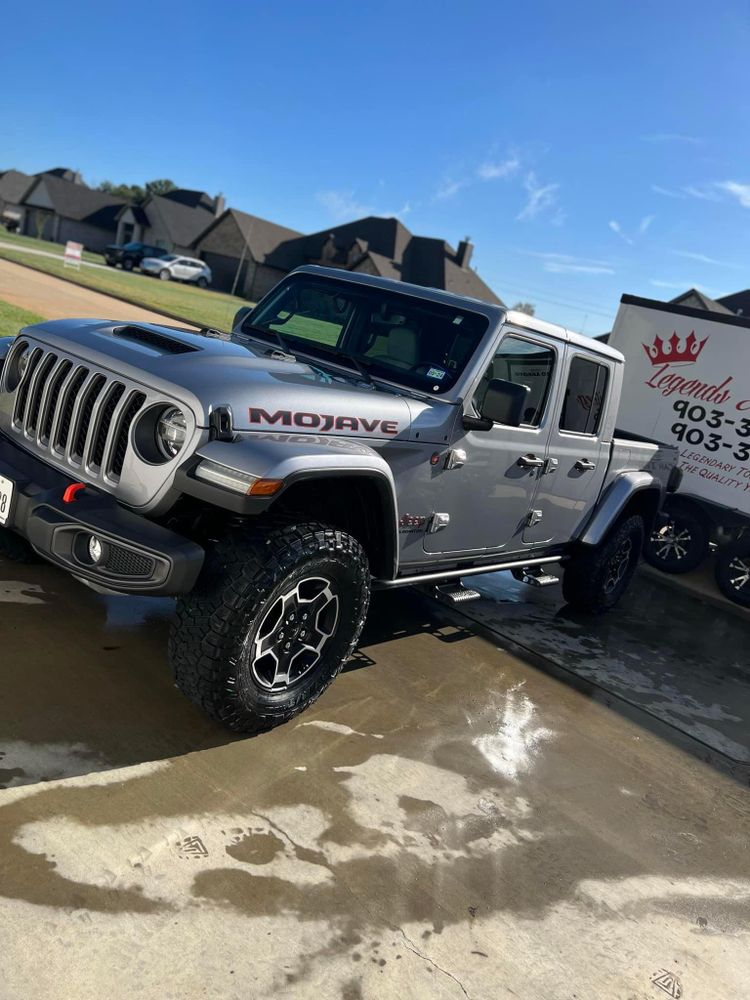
[88,535,104,564]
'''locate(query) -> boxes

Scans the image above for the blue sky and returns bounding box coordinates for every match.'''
[2,1,749,334]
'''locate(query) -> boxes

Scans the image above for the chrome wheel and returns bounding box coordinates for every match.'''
[603,537,633,594]
[728,555,750,594]
[248,576,340,691]
[650,521,692,562]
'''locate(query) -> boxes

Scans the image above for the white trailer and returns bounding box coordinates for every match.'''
[608,294,750,606]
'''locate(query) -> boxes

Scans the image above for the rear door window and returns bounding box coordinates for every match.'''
[560,356,609,434]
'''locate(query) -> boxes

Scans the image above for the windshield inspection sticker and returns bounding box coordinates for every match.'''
[427,367,446,380]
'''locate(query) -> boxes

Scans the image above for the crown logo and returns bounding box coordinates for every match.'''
[642,330,708,366]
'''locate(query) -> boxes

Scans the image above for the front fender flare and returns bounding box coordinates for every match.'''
[177,432,400,577]
[577,471,660,547]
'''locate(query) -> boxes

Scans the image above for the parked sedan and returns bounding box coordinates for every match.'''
[140,255,212,287]
[104,242,168,270]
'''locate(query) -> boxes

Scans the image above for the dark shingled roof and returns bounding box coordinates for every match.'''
[717,289,750,317]
[38,167,84,183]
[0,169,34,205]
[146,193,217,247]
[669,288,733,315]
[196,207,302,260]
[160,188,217,212]
[265,215,502,304]
[25,174,125,224]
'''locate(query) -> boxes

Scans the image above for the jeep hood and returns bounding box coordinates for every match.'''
[14,318,416,440]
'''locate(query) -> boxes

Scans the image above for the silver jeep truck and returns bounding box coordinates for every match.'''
[0,266,679,732]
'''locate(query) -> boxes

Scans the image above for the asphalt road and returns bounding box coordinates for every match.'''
[1,555,748,999]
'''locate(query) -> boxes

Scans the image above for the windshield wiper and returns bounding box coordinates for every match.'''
[239,323,296,359]
[301,342,375,386]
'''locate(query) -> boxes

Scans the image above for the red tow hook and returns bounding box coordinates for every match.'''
[62,483,86,504]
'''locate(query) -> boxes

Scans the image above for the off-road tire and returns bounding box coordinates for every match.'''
[643,500,709,574]
[0,526,39,563]
[169,521,370,733]
[714,539,750,607]
[562,515,644,614]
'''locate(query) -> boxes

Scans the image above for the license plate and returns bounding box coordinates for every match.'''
[0,474,14,525]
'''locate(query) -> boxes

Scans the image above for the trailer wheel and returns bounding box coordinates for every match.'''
[0,526,39,563]
[643,501,709,574]
[169,521,370,733]
[562,515,644,614]
[714,539,750,607]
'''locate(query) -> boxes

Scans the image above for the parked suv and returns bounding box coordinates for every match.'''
[104,242,168,271]
[0,267,678,733]
[140,254,212,287]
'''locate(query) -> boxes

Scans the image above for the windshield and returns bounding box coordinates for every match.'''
[160,254,178,262]
[122,242,141,250]
[243,277,488,394]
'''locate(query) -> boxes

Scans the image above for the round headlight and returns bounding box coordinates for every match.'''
[17,345,30,380]
[155,406,187,459]
[5,343,30,391]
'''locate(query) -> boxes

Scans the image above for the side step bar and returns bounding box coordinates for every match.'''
[432,583,482,606]
[511,566,560,587]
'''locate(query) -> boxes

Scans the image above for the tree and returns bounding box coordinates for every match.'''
[145,179,177,197]
[512,301,535,315]
[97,178,178,204]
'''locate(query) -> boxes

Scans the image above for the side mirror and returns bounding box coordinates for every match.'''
[481,378,529,427]
[232,306,252,331]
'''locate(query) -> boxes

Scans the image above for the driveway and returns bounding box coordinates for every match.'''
[0,257,195,327]
[1,555,748,999]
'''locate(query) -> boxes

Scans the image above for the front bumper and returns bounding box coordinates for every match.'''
[0,431,204,595]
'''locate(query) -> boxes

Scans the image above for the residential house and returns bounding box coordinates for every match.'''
[716,289,750,316]
[115,188,225,255]
[0,169,34,230]
[193,208,302,299]
[264,216,503,304]
[21,171,125,252]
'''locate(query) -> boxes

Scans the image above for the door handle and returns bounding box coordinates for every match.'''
[517,454,544,469]
[574,458,597,471]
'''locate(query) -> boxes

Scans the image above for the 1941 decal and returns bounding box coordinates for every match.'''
[249,407,399,434]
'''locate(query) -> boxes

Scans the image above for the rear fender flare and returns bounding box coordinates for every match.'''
[577,471,660,547]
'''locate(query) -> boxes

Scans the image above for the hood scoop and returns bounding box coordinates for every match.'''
[112,325,200,355]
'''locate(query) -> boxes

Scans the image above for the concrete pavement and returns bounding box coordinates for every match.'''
[1,555,748,999]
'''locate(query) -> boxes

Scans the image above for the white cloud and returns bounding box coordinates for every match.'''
[652,182,722,203]
[671,250,740,268]
[316,189,373,220]
[521,251,614,275]
[649,279,719,295]
[477,154,520,181]
[716,180,750,208]
[608,220,633,245]
[434,178,467,201]
[516,172,559,221]
[641,133,702,144]
[639,214,655,235]
[651,184,686,199]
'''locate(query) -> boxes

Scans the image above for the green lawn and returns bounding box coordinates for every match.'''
[0,299,44,338]
[0,244,251,331]
[0,229,104,264]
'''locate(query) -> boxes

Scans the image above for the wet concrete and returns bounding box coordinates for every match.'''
[1,554,749,999]
[463,567,750,776]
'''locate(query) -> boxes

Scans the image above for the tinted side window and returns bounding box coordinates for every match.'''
[474,336,555,427]
[560,357,609,434]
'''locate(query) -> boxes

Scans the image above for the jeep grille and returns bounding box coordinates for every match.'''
[8,343,147,484]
